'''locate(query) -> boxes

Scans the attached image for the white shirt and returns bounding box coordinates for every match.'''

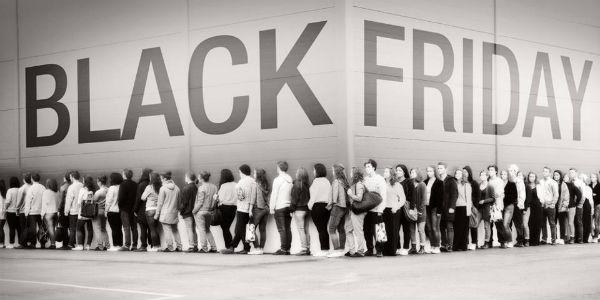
[308,177,332,210]
[64,181,83,215]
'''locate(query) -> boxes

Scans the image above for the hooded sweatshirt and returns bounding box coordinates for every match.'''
[269,173,293,212]
[156,180,181,225]
[179,182,198,218]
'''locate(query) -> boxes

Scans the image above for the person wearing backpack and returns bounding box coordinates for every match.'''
[155,171,182,252]
[73,176,96,251]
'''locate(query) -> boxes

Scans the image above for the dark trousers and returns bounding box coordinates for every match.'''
[382,208,398,256]
[310,203,330,250]
[107,212,123,247]
[252,207,268,249]
[120,210,138,248]
[76,219,93,246]
[541,207,557,242]
[145,210,161,247]
[441,216,455,249]
[397,209,412,249]
[6,212,20,244]
[426,206,442,247]
[575,207,584,243]
[364,211,383,254]
[558,211,569,240]
[453,207,468,250]
[26,215,43,247]
[137,211,151,248]
[528,203,544,246]
[219,205,237,249]
[583,200,592,243]
[513,207,525,243]
[68,214,78,247]
[57,214,69,246]
[274,207,292,251]
[230,211,251,251]
[18,214,27,246]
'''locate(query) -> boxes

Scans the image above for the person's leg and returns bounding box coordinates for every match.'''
[311,204,330,251]
[583,201,592,242]
[171,224,181,250]
[381,208,395,255]
[204,213,217,251]
[146,211,160,248]
[7,212,17,245]
[137,213,149,249]
[344,212,355,254]
[558,212,566,240]
[594,205,600,239]
[575,207,583,243]
[400,212,411,249]
[546,208,557,243]
[523,209,530,243]
[363,211,375,254]
[513,207,524,245]
[484,219,491,244]
[274,209,285,251]
[470,220,479,247]
[107,212,122,247]
[76,219,85,246]
[92,216,102,249]
[255,209,268,249]
[353,212,366,254]
[541,208,548,243]
[568,207,576,241]
[161,223,173,250]
[183,216,197,250]
[337,209,346,249]
[68,214,78,247]
[85,220,93,247]
[0,219,5,246]
[128,211,138,249]
[502,204,514,244]
[18,214,27,246]
[120,211,131,248]
[431,208,441,248]
[418,221,426,249]
[452,207,465,250]
[99,213,109,249]
[219,205,235,249]
[284,208,292,252]
[293,211,308,251]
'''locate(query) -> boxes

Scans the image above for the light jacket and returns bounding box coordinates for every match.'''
[141,185,159,211]
[156,180,181,225]
[193,182,218,214]
[269,173,293,212]
[386,181,405,213]
[558,182,570,212]
[25,182,45,216]
[331,179,347,209]
[236,176,257,213]
[537,178,559,208]
[41,190,59,216]
[64,181,83,215]
[105,185,120,213]
[5,188,19,213]
[16,183,31,214]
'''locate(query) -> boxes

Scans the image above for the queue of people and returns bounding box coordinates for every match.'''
[0,159,598,257]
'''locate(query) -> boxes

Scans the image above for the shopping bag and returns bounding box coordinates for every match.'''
[375,222,387,243]
[245,222,256,242]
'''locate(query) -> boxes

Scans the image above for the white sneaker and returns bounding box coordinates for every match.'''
[492,241,501,247]
[107,246,120,252]
[148,247,158,252]
[6,244,14,249]
[431,247,441,254]
[592,238,598,243]
[556,239,565,245]
[506,242,514,248]
[467,244,476,251]
[398,249,408,256]
[84,245,91,251]
[0,243,4,249]
[326,250,345,258]
[395,249,402,255]
[248,249,264,255]
[312,251,328,257]
[72,245,84,251]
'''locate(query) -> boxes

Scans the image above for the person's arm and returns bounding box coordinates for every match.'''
[378,177,387,214]
[117,183,126,207]
[448,181,458,213]
[248,182,257,214]
[269,178,280,214]
[308,183,316,210]
[517,182,525,209]
[155,188,165,220]
[550,181,559,207]
[192,186,204,215]
[64,188,73,215]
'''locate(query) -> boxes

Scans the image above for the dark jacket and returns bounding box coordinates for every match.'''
[478,184,495,221]
[400,179,414,209]
[442,176,458,220]
[414,181,427,222]
[566,182,581,208]
[470,181,481,209]
[504,181,518,207]
[133,178,150,216]
[591,183,600,207]
[290,181,310,212]
[118,179,138,213]
[179,182,198,218]
[425,178,444,211]
[526,184,541,208]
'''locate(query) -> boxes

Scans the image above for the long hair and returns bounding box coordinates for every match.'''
[0,179,6,198]
[9,176,19,189]
[83,176,96,193]
[219,169,235,188]
[463,166,475,185]
[388,167,399,186]
[351,167,364,186]
[255,169,270,194]
[333,164,349,190]
[140,168,152,184]
[150,172,162,194]
[395,164,409,181]
[294,167,310,189]
[527,172,538,186]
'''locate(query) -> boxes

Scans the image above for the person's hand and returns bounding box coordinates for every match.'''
[479,200,484,205]
[449,208,455,214]
[212,194,218,200]
[377,212,382,217]
[517,203,524,210]
[270,209,275,215]
[347,189,353,196]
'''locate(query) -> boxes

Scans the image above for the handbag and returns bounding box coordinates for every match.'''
[469,206,481,228]
[245,222,256,242]
[80,191,98,218]
[210,207,223,226]
[351,186,382,214]
[375,222,387,243]
[404,204,418,222]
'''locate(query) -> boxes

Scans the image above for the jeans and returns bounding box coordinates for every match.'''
[219,205,237,249]
[470,218,491,245]
[183,216,198,248]
[252,207,268,249]
[594,205,600,238]
[0,219,5,245]
[575,207,584,242]
[345,211,366,254]
[92,210,109,249]
[137,211,152,249]
[195,211,216,251]
[397,209,412,250]
[364,211,383,254]
[568,207,576,240]
[230,211,250,251]
[513,207,525,243]
[57,213,69,246]
[413,221,426,247]
[293,210,310,251]
[441,219,454,249]
[76,219,93,246]
[107,212,123,247]
[310,203,330,251]
[26,215,43,247]
[382,208,399,256]
[558,211,570,240]
[6,212,20,244]
[426,206,442,247]
[44,213,58,246]
[145,210,161,248]
[541,207,557,242]
[162,223,181,251]
[274,207,292,251]
[583,200,592,242]
[502,204,515,243]
[120,210,138,248]
[18,214,27,246]
[328,205,346,250]
[523,208,530,240]
[68,214,78,247]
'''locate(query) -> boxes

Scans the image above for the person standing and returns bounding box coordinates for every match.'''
[0,180,6,248]
[215,169,237,250]
[105,173,123,251]
[462,166,480,250]
[513,169,527,247]
[487,165,505,248]
[425,166,443,254]
[362,159,386,258]
[564,172,580,244]
[395,164,413,255]
[538,167,559,245]
[41,179,60,249]
[57,172,71,249]
[4,177,20,248]
[249,169,270,255]
[142,173,162,251]
[180,172,199,252]
[221,164,255,254]
[439,163,458,252]
[15,173,32,248]
[327,164,349,258]
[580,174,593,243]
[346,167,367,257]
[383,167,402,256]
[411,169,428,254]
[454,169,471,251]
[118,169,138,251]
[92,176,109,251]
[499,165,519,249]
[591,173,600,243]
[73,176,95,251]
[476,171,495,249]
[308,163,331,256]
[155,171,182,252]
[554,170,570,243]
[527,172,543,246]
[63,171,83,249]
[269,161,293,255]
[289,167,311,256]
[192,171,218,253]
[134,169,153,252]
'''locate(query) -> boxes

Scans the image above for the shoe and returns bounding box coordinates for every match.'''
[399,249,409,256]
[440,247,448,253]
[376,251,383,258]
[6,244,14,249]
[540,240,547,245]
[524,240,530,247]
[446,247,453,253]
[198,249,209,254]
[492,241,501,247]
[351,252,365,258]
[500,243,508,249]
[467,244,476,250]
[295,250,310,256]
[592,238,598,243]
[431,247,441,254]
[556,239,565,245]
[72,245,84,251]
[514,242,524,248]
[175,247,182,252]
[344,251,352,257]
[506,242,514,248]
[107,246,119,252]
[364,251,374,257]
[208,249,218,253]
[395,249,403,255]
[135,247,147,252]
[481,242,490,249]
[418,246,425,254]
[48,245,56,250]
[568,238,575,244]
[118,246,130,251]
[185,247,197,253]
[273,249,286,255]
[551,240,557,245]
[147,247,158,252]
[130,247,138,252]
[248,249,264,255]
[312,250,328,257]
[93,247,102,251]
[326,250,345,258]
[158,248,172,252]
[220,247,235,254]
[408,246,418,255]
[235,250,249,255]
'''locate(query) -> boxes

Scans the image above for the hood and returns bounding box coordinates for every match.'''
[164,180,176,190]
[281,173,293,184]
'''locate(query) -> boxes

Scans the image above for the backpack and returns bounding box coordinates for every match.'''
[80,191,97,218]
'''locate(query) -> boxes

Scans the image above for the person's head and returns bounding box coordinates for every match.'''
[463,166,474,183]
[63,171,72,184]
[96,175,107,188]
[254,169,270,192]
[383,167,392,180]
[31,173,41,183]
[364,159,377,176]
[276,161,289,174]
[140,168,152,183]
[426,166,436,179]
[527,172,538,185]
[454,169,463,181]
[569,168,578,180]
[542,167,551,179]
[395,164,409,180]
[109,172,123,186]
[508,164,519,180]
[122,169,133,180]
[219,169,235,188]
[9,176,20,189]
[150,172,162,193]
[592,173,598,184]
[83,176,96,192]
[294,167,309,185]
[22,172,32,185]
[332,164,349,188]
[500,170,508,182]
[161,171,172,182]
[580,173,590,185]
[199,171,211,183]
[479,170,489,182]
[487,165,498,178]
[437,162,447,177]
[409,168,418,180]
[314,163,327,178]
[239,164,251,178]
[563,173,571,183]
[412,169,425,183]
[185,172,197,184]
[517,171,524,181]
[553,170,563,183]
[0,179,6,198]
[70,170,80,182]
[350,167,364,185]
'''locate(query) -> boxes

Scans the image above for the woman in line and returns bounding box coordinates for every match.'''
[453,169,471,251]
[290,167,311,256]
[192,171,218,253]
[155,171,182,252]
[591,173,600,243]
[249,169,270,255]
[580,174,593,243]
[410,169,427,254]
[328,164,349,258]
[462,166,480,250]
[0,180,6,248]
[425,166,443,254]
[41,179,60,249]
[395,164,413,255]
[92,176,109,251]
[308,163,331,256]
[5,177,20,248]
[527,172,543,246]
[73,176,95,251]
[215,169,237,250]
[501,170,509,183]
[105,173,123,251]
[142,173,162,251]
[517,171,531,247]
[554,170,570,243]
[476,171,495,249]
[565,173,581,244]
[383,167,402,256]
[346,167,367,257]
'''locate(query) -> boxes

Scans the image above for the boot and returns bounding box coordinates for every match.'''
[417,246,425,254]
[524,239,529,247]
[408,244,418,254]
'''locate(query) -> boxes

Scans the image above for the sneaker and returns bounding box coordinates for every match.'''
[592,238,598,243]
[467,244,477,250]
[48,245,56,250]
[408,246,418,255]
[551,240,557,245]
[198,249,209,254]
[500,243,507,249]
[351,252,365,258]
[344,251,352,257]
[175,247,183,252]
[84,245,91,251]
[524,240,530,247]
[134,247,147,252]
[248,249,264,255]
[376,251,383,258]
[398,249,409,256]
[6,244,14,249]
[107,246,120,251]
[395,249,403,255]
[418,246,425,254]
[431,247,441,254]
[72,245,84,251]
[312,250,328,257]
[158,248,172,252]
[326,250,345,258]
[492,241,501,247]
[567,238,575,244]
[185,247,197,253]
[118,246,130,251]
[273,249,286,255]
[540,240,547,245]
[235,250,249,255]
[130,247,138,252]
[208,249,218,253]
[506,242,514,248]
[295,250,310,256]
[556,239,565,245]
[364,251,374,257]
[148,247,158,252]
[514,242,524,248]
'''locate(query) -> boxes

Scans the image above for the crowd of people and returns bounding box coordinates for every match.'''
[0,159,598,258]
